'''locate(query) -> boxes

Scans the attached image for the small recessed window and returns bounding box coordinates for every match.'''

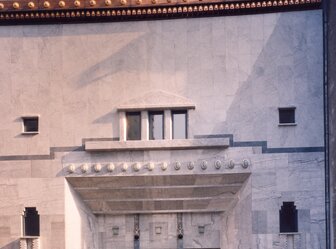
[126,112,141,140]
[172,110,187,139]
[149,111,164,140]
[23,207,40,236]
[279,202,298,233]
[279,107,296,125]
[22,116,39,134]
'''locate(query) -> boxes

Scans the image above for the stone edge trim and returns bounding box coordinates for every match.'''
[84,138,230,151]
[0,0,321,25]
[195,134,325,154]
[0,134,324,161]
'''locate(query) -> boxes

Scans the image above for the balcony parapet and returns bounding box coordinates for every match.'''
[85,138,230,152]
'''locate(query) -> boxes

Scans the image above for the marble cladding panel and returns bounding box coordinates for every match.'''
[65,180,99,249]
[139,214,177,249]
[183,213,221,249]
[250,152,326,249]
[0,10,324,156]
[0,177,65,248]
[0,178,64,216]
[97,215,138,249]
[221,177,252,249]
[97,213,222,249]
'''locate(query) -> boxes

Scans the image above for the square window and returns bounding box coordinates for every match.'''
[22,117,39,133]
[279,108,295,124]
[172,110,187,139]
[126,112,141,140]
[149,111,164,140]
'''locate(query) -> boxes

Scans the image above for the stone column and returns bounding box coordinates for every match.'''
[119,112,126,141]
[164,110,172,140]
[141,111,149,141]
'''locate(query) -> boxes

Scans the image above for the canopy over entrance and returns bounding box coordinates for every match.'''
[67,173,250,214]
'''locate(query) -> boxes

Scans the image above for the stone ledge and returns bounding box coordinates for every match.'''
[85,138,230,151]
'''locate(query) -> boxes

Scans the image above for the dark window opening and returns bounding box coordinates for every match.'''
[172,110,187,139]
[279,108,295,124]
[22,117,39,133]
[23,207,40,236]
[149,111,164,140]
[279,202,298,233]
[126,112,141,140]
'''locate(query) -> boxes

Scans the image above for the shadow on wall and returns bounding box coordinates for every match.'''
[206,12,322,145]
[0,239,19,249]
[76,30,177,89]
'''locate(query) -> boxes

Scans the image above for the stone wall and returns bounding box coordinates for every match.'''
[0,9,326,249]
[0,10,323,157]
[65,181,99,249]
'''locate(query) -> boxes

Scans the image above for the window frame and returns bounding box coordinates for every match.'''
[278,107,297,126]
[21,116,39,135]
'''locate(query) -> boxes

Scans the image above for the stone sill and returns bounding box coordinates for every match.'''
[21,131,39,135]
[278,123,297,127]
[279,232,300,235]
[85,138,230,152]
[20,236,39,239]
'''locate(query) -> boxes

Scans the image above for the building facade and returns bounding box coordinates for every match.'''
[0,1,328,249]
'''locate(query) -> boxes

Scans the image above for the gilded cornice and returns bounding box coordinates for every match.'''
[0,0,322,25]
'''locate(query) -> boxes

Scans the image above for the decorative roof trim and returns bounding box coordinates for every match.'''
[117,90,196,112]
[0,0,321,25]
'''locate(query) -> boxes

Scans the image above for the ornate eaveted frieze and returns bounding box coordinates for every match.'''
[65,158,251,175]
[0,0,321,24]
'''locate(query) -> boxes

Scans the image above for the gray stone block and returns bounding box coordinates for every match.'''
[252,210,267,234]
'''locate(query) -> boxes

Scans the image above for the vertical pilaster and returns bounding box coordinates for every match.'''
[141,111,148,141]
[119,111,126,141]
[164,110,172,140]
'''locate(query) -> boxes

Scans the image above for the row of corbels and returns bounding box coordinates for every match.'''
[66,159,250,173]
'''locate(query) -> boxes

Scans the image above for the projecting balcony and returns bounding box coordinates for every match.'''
[66,135,250,215]
[67,173,250,214]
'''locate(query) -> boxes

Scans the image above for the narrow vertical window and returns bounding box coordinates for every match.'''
[23,207,40,236]
[279,202,298,233]
[126,112,141,140]
[278,107,296,125]
[172,110,187,139]
[149,111,164,140]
